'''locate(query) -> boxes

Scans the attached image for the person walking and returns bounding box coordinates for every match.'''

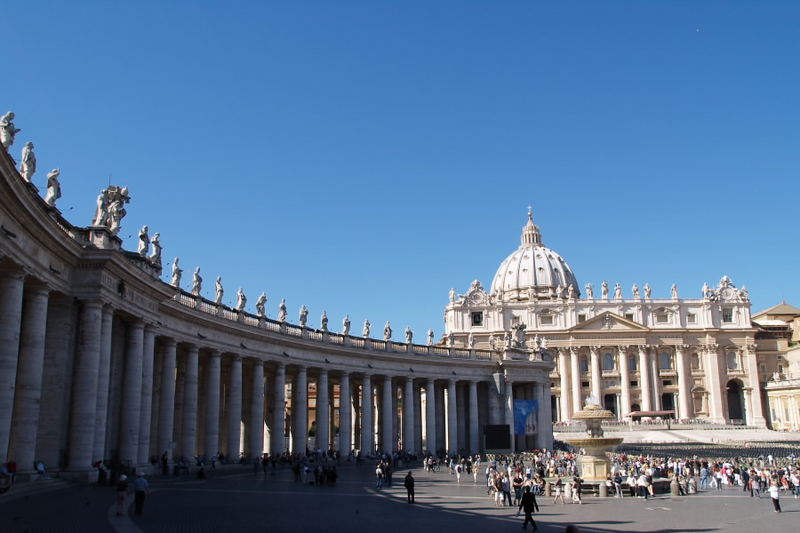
[133,472,149,515]
[517,485,540,530]
[571,476,583,504]
[115,474,129,516]
[404,471,415,503]
[552,475,566,504]
[768,481,781,512]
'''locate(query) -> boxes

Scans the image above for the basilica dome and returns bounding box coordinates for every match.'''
[490,212,579,301]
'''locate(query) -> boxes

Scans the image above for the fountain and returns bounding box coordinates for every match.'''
[564,396,624,485]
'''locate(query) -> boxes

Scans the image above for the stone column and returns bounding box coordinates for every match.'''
[360,374,373,455]
[271,363,286,455]
[589,346,602,402]
[250,359,264,458]
[618,346,632,419]
[136,325,156,464]
[8,282,50,471]
[181,344,199,459]
[338,372,351,454]
[569,347,582,413]
[505,380,515,453]
[425,378,437,454]
[743,344,767,426]
[381,375,393,453]
[226,356,242,459]
[468,380,479,454]
[403,377,415,453]
[703,344,726,423]
[293,366,308,455]
[638,345,652,412]
[157,338,177,461]
[447,379,458,454]
[650,346,662,410]
[558,348,571,421]
[0,269,25,463]
[203,350,221,458]
[66,300,104,474]
[119,319,144,466]
[675,345,692,420]
[536,381,554,450]
[92,305,114,462]
[317,370,330,452]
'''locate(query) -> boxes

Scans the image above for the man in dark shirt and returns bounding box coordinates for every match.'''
[518,485,540,530]
[404,471,415,503]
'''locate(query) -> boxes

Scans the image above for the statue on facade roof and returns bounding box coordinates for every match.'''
[44,168,61,207]
[299,305,308,327]
[362,319,371,338]
[191,267,202,295]
[107,187,130,236]
[20,142,35,182]
[320,310,328,332]
[405,326,413,344]
[644,283,651,299]
[512,323,527,348]
[601,280,609,299]
[383,321,392,341]
[214,276,224,305]
[171,257,182,287]
[702,282,711,299]
[256,292,267,317]
[449,288,456,304]
[92,189,109,226]
[448,332,456,347]
[342,315,351,335]
[427,328,434,346]
[739,285,749,301]
[235,287,246,312]
[0,111,21,149]
[632,284,640,299]
[278,299,287,322]
[567,284,575,300]
[613,283,622,299]
[555,283,563,299]
[138,226,149,256]
[149,233,162,266]
[585,283,594,299]
[671,283,678,299]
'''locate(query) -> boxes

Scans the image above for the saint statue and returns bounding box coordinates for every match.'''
[92,189,108,226]
[20,142,35,182]
[555,283,563,299]
[170,257,182,288]
[671,284,678,299]
[320,310,328,332]
[362,319,371,338]
[342,315,351,336]
[503,331,512,349]
[467,332,474,348]
[149,233,162,266]
[601,280,609,299]
[214,276,223,305]
[613,283,622,299]
[585,283,594,299]
[644,283,652,299]
[405,326,413,344]
[427,328,434,346]
[44,168,61,207]
[191,267,202,296]
[567,284,575,299]
[449,288,456,304]
[299,305,308,327]
[447,332,455,347]
[739,285,749,301]
[0,111,21,149]
[632,284,640,298]
[235,287,246,312]
[138,226,149,256]
[702,282,711,299]
[256,293,267,317]
[278,299,287,323]
[383,321,392,341]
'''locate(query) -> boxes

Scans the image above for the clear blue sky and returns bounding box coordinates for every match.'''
[5,1,799,337]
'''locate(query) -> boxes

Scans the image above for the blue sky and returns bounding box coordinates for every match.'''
[5,1,799,337]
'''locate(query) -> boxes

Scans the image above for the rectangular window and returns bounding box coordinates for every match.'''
[630,381,638,387]
[687,313,696,324]
[540,314,553,325]
[581,381,590,388]
[722,308,733,323]
[624,313,634,322]
[577,313,586,323]
[663,380,673,386]
[471,312,483,327]
[656,313,669,323]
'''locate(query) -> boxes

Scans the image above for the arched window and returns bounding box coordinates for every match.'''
[691,353,701,370]
[602,352,615,371]
[726,350,739,370]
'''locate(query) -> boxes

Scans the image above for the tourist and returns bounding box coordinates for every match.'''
[115,474,129,516]
[404,471,415,503]
[133,472,148,515]
[552,475,566,504]
[517,485,540,531]
[375,462,384,488]
[571,476,582,504]
[768,480,781,512]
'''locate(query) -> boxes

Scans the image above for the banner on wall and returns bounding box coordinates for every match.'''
[513,399,539,435]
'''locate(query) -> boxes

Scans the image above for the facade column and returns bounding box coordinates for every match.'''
[743,344,767,426]
[92,305,114,462]
[119,319,144,466]
[157,338,177,461]
[675,345,692,420]
[504,379,515,452]
[447,379,458,454]
[66,300,104,474]
[650,346,662,410]
[338,372,351,454]
[360,374,373,455]
[8,282,50,471]
[425,378,437,454]
[293,366,308,455]
[589,346,602,402]
[468,380,479,454]
[0,269,25,463]
[618,346,631,419]
[137,325,156,464]
[536,381,554,450]
[558,348,571,421]
[271,363,286,455]
[381,375,392,453]
[703,344,726,423]
[403,377,415,454]
[250,359,264,458]
[317,370,330,452]
[203,350,221,458]
[226,356,242,459]
[637,345,652,412]
[569,347,582,413]
[181,344,199,459]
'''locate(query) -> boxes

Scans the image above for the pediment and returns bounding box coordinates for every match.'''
[569,311,649,332]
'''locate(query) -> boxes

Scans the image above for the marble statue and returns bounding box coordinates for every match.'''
[214,276,223,305]
[702,282,711,299]
[567,284,575,299]
[170,257,182,287]
[585,283,594,298]
[601,280,609,299]
[362,319,371,338]
[108,197,126,235]
[256,293,267,317]
[342,315,351,335]
[613,283,622,299]
[467,332,474,348]
[44,168,61,207]
[644,283,651,299]
[191,267,202,295]
[20,142,35,182]
[540,336,548,350]
[427,328,434,346]
[149,233,162,265]
[512,323,527,348]
[449,288,456,304]
[299,305,308,327]
[92,189,108,226]
[278,299,287,323]
[555,283,562,299]
[488,333,496,350]
[138,226,149,256]
[503,330,512,349]
[405,326,413,344]
[632,284,640,298]
[320,310,328,332]
[235,287,246,312]
[671,284,678,299]
[383,321,392,341]
[739,285,749,301]
[0,111,21,149]
[447,332,455,347]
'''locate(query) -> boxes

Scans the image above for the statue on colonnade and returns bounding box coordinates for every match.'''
[20,142,35,182]
[171,257,182,287]
[44,168,61,207]
[191,267,202,295]
[0,111,21,149]
[256,293,267,317]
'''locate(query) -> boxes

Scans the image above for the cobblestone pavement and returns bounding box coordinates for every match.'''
[2,464,798,532]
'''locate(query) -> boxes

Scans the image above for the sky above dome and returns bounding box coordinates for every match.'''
[4,1,799,337]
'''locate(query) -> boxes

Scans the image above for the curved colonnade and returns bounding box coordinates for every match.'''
[0,144,553,481]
